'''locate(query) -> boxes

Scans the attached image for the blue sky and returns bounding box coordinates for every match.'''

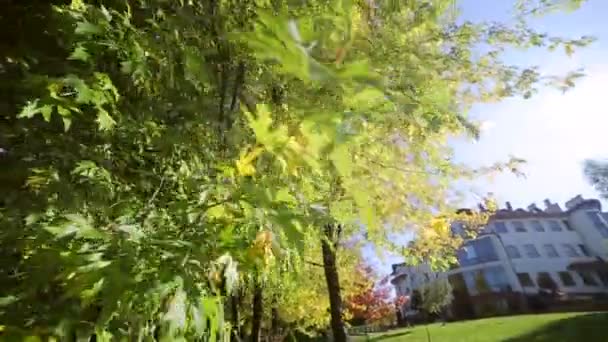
[367,0,608,275]
[453,0,608,209]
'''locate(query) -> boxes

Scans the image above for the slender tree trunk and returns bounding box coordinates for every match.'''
[251,275,264,342]
[230,292,241,341]
[321,223,348,342]
[270,306,280,341]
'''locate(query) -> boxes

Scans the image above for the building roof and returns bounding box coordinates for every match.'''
[490,209,565,220]
[391,262,406,275]
[487,198,601,221]
[390,273,407,284]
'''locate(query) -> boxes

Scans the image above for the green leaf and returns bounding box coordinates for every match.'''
[57,106,71,117]
[100,5,112,21]
[63,75,96,104]
[94,72,120,101]
[120,61,133,74]
[96,107,116,130]
[39,105,54,122]
[201,297,219,341]
[45,214,106,240]
[62,117,72,131]
[0,295,18,307]
[276,188,296,204]
[117,224,144,241]
[81,278,105,300]
[68,45,91,62]
[75,21,102,36]
[338,60,383,87]
[94,330,113,342]
[183,48,210,86]
[330,143,353,178]
[271,209,305,253]
[77,260,112,272]
[18,99,41,118]
[25,213,40,226]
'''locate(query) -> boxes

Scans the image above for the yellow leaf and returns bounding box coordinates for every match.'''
[235,146,264,177]
[430,217,449,235]
[248,230,275,267]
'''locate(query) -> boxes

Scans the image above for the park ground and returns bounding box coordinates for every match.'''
[351,311,608,342]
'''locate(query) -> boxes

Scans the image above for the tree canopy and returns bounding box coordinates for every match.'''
[0,0,591,340]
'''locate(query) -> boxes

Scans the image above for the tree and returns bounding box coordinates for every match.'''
[344,265,395,326]
[584,159,608,199]
[418,278,454,316]
[0,0,591,340]
[262,234,363,338]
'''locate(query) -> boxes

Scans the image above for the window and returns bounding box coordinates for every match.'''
[579,244,591,257]
[563,220,574,231]
[458,237,499,266]
[585,211,608,238]
[517,273,535,287]
[512,221,527,232]
[494,222,508,233]
[543,244,559,258]
[464,245,477,260]
[598,272,608,287]
[523,244,540,258]
[537,272,558,290]
[559,272,576,287]
[562,244,580,257]
[463,271,477,293]
[484,266,511,292]
[505,245,521,259]
[578,271,599,286]
[549,220,562,232]
[531,220,545,232]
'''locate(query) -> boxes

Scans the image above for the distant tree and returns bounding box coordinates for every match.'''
[418,278,454,315]
[344,265,396,326]
[584,159,608,199]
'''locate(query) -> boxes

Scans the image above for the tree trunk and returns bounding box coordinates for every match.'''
[251,275,264,342]
[270,306,280,341]
[321,223,348,342]
[230,292,241,341]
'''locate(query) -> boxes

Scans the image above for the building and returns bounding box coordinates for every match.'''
[390,262,442,318]
[392,195,608,319]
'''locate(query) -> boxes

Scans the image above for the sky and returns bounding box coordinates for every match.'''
[366,0,608,276]
[452,0,608,210]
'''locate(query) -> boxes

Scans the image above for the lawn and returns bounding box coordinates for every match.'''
[351,311,608,342]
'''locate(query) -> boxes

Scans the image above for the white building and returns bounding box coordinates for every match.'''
[392,195,608,318]
[390,263,442,317]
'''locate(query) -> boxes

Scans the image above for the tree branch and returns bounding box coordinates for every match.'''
[304,259,324,268]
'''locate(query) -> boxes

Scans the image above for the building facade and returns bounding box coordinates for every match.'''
[392,195,608,319]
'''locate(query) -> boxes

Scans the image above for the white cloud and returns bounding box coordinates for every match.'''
[479,120,496,132]
[452,63,608,208]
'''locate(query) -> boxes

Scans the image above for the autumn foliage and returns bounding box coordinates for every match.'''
[344,265,404,326]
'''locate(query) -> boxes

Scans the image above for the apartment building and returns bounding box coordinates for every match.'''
[391,195,608,319]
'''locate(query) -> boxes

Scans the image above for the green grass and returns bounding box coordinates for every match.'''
[351,312,608,342]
